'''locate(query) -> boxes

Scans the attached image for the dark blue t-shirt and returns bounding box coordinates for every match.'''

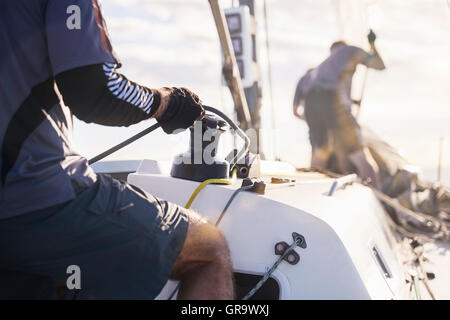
[0,0,119,218]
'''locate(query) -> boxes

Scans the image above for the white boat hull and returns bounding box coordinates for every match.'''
[96,159,407,300]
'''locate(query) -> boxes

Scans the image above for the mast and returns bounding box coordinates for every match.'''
[209,0,268,157]
[208,0,252,131]
[237,0,264,157]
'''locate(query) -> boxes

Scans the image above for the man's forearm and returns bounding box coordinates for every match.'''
[55,63,165,127]
[367,44,386,70]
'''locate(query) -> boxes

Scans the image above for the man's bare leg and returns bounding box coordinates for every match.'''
[348,147,381,189]
[311,147,331,171]
[170,210,234,300]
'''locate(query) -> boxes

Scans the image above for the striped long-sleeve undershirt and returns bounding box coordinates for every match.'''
[102,62,155,114]
[55,63,161,127]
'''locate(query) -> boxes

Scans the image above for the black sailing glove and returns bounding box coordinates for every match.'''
[157,87,205,134]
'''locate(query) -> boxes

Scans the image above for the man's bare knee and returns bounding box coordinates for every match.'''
[170,210,231,280]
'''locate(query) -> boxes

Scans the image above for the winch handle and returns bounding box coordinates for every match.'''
[88,105,249,168]
[88,122,161,165]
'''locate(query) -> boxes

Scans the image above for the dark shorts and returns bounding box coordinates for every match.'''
[0,174,189,299]
[304,88,363,154]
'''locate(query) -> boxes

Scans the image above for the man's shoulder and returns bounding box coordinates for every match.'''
[332,45,368,65]
[338,44,365,55]
[297,69,316,87]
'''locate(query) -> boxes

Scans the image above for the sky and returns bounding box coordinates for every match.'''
[73,0,450,184]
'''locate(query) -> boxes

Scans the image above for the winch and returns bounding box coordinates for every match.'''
[88,105,258,181]
[170,105,259,182]
[170,115,230,182]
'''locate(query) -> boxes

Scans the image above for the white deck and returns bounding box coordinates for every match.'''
[94,159,450,300]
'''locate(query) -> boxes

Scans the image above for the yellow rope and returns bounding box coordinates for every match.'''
[184,168,237,209]
[185,179,232,209]
[231,167,238,179]
[167,171,237,300]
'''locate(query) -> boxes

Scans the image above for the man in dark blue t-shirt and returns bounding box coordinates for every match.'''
[0,0,233,299]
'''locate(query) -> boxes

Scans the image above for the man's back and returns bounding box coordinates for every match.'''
[313,45,366,100]
[311,43,385,106]
[0,0,118,218]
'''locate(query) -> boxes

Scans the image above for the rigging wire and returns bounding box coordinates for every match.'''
[355,1,375,119]
[215,184,253,226]
[243,235,303,300]
[412,246,436,300]
[167,168,243,300]
[262,0,279,160]
[167,177,233,301]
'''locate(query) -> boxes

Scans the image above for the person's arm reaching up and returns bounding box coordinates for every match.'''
[361,31,386,70]
[362,43,386,70]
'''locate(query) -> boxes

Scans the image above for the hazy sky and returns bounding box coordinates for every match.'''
[73,0,450,183]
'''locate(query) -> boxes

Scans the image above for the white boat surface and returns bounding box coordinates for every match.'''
[92,159,450,300]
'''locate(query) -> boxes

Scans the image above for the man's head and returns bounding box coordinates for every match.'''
[330,40,347,52]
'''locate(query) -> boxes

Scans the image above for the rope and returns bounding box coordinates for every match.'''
[355,66,368,119]
[412,246,436,300]
[412,273,422,300]
[369,186,450,242]
[215,184,253,226]
[292,168,450,242]
[242,236,303,300]
[167,175,237,300]
[184,179,232,209]
[185,177,299,300]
